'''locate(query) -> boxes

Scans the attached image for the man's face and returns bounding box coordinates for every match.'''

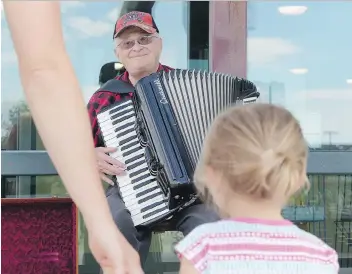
[114,27,162,75]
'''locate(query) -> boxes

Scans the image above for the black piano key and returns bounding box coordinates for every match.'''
[116,127,135,139]
[131,172,150,184]
[107,102,133,116]
[138,191,163,204]
[119,135,137,146]
[141,200,166,213]
[112,113,135,126]
[115,121,135,133]
[133,179,156,190]
[126,160,146,171]
[136,185,159,198]
[125,153,144,165]
[110,108,134,121]
[121,140,139,151]
[143,206,168,219]
[130,167,148,177]
[123,146,142,157]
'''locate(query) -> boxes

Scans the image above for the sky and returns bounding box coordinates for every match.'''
[1,1,352,145]
[247,1,352,145]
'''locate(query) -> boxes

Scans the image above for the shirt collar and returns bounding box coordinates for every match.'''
[118,63,165,84]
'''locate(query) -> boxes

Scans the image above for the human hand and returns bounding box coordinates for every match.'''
[95,147,126,185]
[88,219,144,274]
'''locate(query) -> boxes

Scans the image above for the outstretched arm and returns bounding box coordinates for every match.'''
[3,0,108,229]
[3,2,142,273]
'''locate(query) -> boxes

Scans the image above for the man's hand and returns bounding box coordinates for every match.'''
[88,219,144,274]
[95,147,126,185]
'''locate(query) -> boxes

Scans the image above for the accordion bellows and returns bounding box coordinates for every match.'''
[147,69,258,170]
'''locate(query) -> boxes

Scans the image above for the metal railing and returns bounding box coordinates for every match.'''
[2,150,352,272]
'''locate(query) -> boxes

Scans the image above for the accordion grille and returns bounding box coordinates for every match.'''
[159,69,256,170]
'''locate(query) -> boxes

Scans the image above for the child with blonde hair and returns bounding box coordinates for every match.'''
[175,103,339,274]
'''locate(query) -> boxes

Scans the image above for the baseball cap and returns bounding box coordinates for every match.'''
[113,11,159,39]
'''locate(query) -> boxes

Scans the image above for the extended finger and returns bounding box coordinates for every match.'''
[101,168,115,176]
[100,153,126,168]
[100,173,114,186]
[101,162,126,175]
[98,147,117,153]
[102,167,126,177]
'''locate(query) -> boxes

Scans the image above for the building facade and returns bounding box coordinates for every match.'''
[1,1,351,273]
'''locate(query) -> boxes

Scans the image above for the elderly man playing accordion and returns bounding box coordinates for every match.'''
[87,11,219,269]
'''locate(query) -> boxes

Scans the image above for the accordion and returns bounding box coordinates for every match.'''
[97,69,259,227]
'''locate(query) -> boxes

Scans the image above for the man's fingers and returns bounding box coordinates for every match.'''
[101,168,115,176]
[100,162,126,176]
[98,147,117,153]
[100,173,114,186]
[100,153,126,168]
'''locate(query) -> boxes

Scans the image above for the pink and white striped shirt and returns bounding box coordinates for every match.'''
[175,218,339,274]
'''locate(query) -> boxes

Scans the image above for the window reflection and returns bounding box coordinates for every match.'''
[286,175,352,268]
[1,1,209,273]
[247,2,352,149]
[1,1,209,152]
[248,2,352,268]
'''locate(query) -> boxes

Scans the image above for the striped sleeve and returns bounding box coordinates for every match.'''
[174,225,210,272]
[328,248,340,273]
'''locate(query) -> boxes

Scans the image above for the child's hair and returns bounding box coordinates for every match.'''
[195,103,309,203]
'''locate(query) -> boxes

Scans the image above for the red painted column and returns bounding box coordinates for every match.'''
[209,1,247,78]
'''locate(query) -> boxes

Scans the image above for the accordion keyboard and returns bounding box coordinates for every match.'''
[97,99,170,226]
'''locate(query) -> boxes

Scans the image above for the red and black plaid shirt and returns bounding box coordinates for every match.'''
[87,63,173,147]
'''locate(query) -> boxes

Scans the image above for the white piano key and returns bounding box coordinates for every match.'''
[124,188,161,207]
[119,175,155,193]
[120,181,158,199]
[115,164,149,186]
[128,195,165,214]
[107,137,139,153]
[128,163,148,173]
[114,154,144,166]
[116,170,148,188]
[117,169,150,188]
[100,116,136,135]
[101,117,136,137]
[99,110,135,129]
[132,206,169,226]
[111,144,142,158]
[97,101,134,122]
[105,131,136,147]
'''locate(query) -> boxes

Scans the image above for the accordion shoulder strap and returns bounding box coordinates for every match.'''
[95,79,134,95]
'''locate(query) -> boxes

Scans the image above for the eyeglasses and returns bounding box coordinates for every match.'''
[117,35,158,50]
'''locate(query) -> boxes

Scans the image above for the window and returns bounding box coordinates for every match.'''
[1,1,209,273]
[247,2,352,268]
[247,2,352,149]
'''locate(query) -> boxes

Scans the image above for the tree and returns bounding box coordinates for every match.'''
[1,100,29,148]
